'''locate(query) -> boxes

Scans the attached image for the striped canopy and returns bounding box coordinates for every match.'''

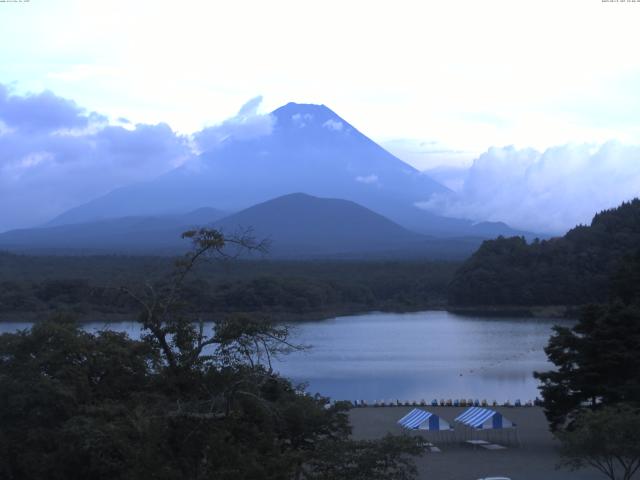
[397,408,451,431]
[454,407,515,430]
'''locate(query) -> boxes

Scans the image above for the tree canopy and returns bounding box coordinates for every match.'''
[0,252,457,321]
[449,199,640,306]
[534,249,640,430]
[535,249,640,479]
[558,405,640,480]
[0,229,425,480]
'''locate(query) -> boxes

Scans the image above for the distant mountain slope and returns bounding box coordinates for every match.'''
[50,103,448,226]
[448,199,640,306]
[0,193,483,259]
[0,208,225,253]
[46,102,527,238]
[213,193,424,256]
[209,193,486,259]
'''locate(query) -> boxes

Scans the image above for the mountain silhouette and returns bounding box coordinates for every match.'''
[0,208,225,254]
[213,193,422,256]
[0,194,482,258]
[46,102,533,239]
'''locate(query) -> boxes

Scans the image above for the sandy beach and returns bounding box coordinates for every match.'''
[349,406,603,480]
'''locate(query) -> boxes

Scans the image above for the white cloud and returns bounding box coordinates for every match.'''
[19,151,54,169]
[382,138,476,170]
[292,113,313,128]
[355,174,379,185]
[322,119,343,131]
[0,84,193,231]
[3,0,640,159]
[0,119,13,136]
[47,64,123,82]
[194,96,275,151]
[422,166,468,191]
[237,95,263,116]
[416,142,640,234]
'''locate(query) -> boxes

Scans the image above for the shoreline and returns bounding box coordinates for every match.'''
[446,304,580,319]
[0,303,580,324]
[347,400,539,408]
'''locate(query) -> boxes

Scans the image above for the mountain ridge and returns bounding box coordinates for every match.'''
[45,101,535,240]
[0,193,484,259]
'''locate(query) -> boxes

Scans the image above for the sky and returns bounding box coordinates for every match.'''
[1,0,640,233]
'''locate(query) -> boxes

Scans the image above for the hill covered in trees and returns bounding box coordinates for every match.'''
[448,199,640,306]
[0,254,457,321]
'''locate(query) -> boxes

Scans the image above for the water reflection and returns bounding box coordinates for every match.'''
[274,311,569,402]
[0,311,569,402]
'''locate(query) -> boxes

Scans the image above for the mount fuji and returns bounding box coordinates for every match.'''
[48,102,529,239]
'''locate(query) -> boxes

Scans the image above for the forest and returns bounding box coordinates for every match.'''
[0,253,458,321]
[3,198,640,321]
[0,229,426,480]
[449,199,640,306]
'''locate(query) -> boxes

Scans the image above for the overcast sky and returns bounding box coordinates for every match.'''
[1,0,639,233]
[2,0,639,169]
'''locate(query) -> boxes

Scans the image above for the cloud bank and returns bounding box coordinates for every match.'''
[193,96,275,151]
[0,84,191,231]
[3,82,639,237]
[0,86,279,232]
[417,142,640,234]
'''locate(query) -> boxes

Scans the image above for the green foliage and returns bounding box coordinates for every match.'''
[535,250,640,430]
[303,434,425,480]
[536,244,640,478]
[449,199,640,306]
[0,255,457,319]
[535,303,640,430]
[612,250,640,305]
[0,229,426,480]
[558,404,640,480]
[0,314,156,480]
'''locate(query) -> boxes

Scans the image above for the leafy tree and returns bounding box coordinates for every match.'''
[534,251,640,430]
[303,434,424,480]
[0,228,426,480]
[558,404,640,480]
[612,250,640,305]
[536,249,640,479]
[449,199,640,306]
[0,314,156,480]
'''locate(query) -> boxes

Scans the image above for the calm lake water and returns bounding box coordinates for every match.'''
[0,311,567,402]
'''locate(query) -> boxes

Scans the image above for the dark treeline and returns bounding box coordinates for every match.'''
[533,247,640,479]
[449,199,640,306]
[535,249,640,429]
[0,230,425,480]
[0,254,458,320]
[7,198,639,317]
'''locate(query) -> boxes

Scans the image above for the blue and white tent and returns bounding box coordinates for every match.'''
[454,407,515,430]
[397,408,452,431]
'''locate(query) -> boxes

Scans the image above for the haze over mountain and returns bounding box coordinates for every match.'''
[212,193,482,258]
[48,102,530,239]
[419,142,640,235]
[0,207,226,254]
[3,62,640,237]
[0,194,483,259]
[49,103,443,222]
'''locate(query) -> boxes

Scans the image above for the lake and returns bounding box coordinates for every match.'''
[0,310,567,403]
